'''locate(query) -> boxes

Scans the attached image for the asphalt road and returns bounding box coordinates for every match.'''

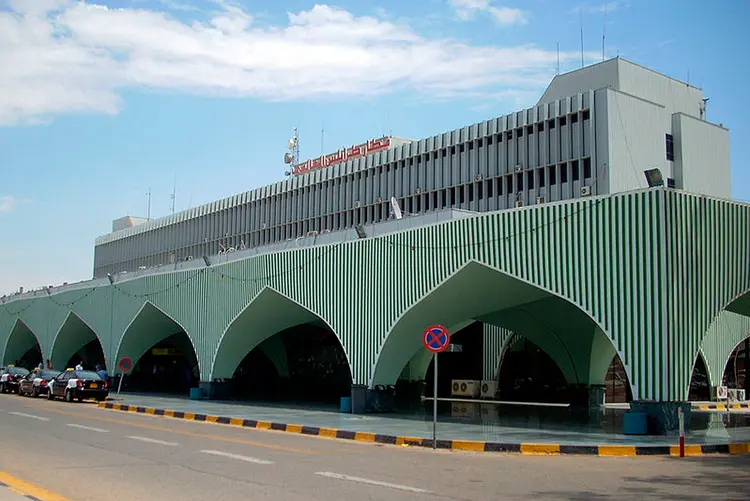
[1,393,749,501]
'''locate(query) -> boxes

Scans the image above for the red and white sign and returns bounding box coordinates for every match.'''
[292,136,393,176]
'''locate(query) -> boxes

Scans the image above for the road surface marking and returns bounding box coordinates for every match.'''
[29,404,327,455]
[200,450,274,464]
[315,472,429,494]
[127,435,178,446]
[0,471,72,501]
[67,423,109,433]
[8,411,49,421]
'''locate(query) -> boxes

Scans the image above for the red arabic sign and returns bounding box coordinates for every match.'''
[292,136,393,176]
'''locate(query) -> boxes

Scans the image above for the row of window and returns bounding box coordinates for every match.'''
[96,158,596,274]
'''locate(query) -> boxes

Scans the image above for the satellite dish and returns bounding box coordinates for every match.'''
[284,152,294,164]
[390,197,403,220]
[288,137,297,149]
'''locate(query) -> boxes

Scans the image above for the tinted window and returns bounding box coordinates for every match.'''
[9,367,29,376]
[75,371,102,380]
[39,370,60,379]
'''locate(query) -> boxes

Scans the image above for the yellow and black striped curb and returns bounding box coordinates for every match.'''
[98,402,750,457]
[694,403,750,410]
[0,471,72,501]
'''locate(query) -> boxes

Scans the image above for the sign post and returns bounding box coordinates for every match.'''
[422,325,450,449]
[117,357,133,395]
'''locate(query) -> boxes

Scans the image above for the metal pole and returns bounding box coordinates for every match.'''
[433,352,438,449]
[678,406,685,457]
[117,371,124,395]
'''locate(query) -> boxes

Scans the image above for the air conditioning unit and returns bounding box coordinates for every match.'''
[581,186,592,197]
[306,231,319,237]
[480,380,498,399]
[514,164,523,172]
[376,196,383,203]
[727,388,746,402]
[515,200,524,208]
[320,229,331,234]
[536,196,546,204]
[475,174,483,181]
[354,201,361,208]
[712,385,728,401]
[451,402,479,419]
[451,379,481,398]
[415,187,422,194]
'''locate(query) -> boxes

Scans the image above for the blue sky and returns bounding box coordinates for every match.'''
[0,0,748,295]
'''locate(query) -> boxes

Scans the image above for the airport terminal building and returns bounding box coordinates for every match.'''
[92,57,730,278]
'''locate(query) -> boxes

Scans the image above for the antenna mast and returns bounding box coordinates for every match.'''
[556,42,560,75]
[147,188,152,220]
[283,127,299,176]
[170,178,176,214]
[580,9,584,68]
[602,5,606,61]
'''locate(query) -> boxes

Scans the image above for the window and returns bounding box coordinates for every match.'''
[583,158,592,178]
[478,138,483,147]
[537,168,545,188]
[537,122,545,132]
[459,144,465,153]
[560,164,568,183]
[548,119,556,129]
[527,171,535,189]
[666,134,674,161]
[559,116,567,126]
[582,109,591,121]
[487,135,493,146]
[572,160,580,181]
[468,184,474,202]
[486,179,493,197]
[571,113,579,124]
[548,165,557,185]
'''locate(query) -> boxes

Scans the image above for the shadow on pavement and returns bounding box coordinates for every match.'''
[531,455,750,500]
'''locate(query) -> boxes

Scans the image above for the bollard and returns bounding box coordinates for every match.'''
[678,406,685,458]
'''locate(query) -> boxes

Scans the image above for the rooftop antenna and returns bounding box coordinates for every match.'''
[601,4,606,61]
[580,8,584,68]
[556,42,560,75]
[170,177,176,214]
[283,127,299,176]
[147,188,152,220]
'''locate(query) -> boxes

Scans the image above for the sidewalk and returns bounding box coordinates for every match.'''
[98,394,750,456]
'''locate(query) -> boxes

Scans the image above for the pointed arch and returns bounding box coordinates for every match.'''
[2,319,43,367]
[49,312,106,371]
[210,287,351,381]
[115,302,200,377]
[369,261,631,397]
[699,310,750,396]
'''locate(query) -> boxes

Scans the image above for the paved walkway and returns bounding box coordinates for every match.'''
[104,393,750,448]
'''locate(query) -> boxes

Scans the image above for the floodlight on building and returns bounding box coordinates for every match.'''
[355,224,368,239]
[644,168,664,188]
[107,273,115,285]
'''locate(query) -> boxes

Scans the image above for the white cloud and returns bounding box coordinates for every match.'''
[0,1,574,125]
[450,0,527,25]
[0,196,15,213]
